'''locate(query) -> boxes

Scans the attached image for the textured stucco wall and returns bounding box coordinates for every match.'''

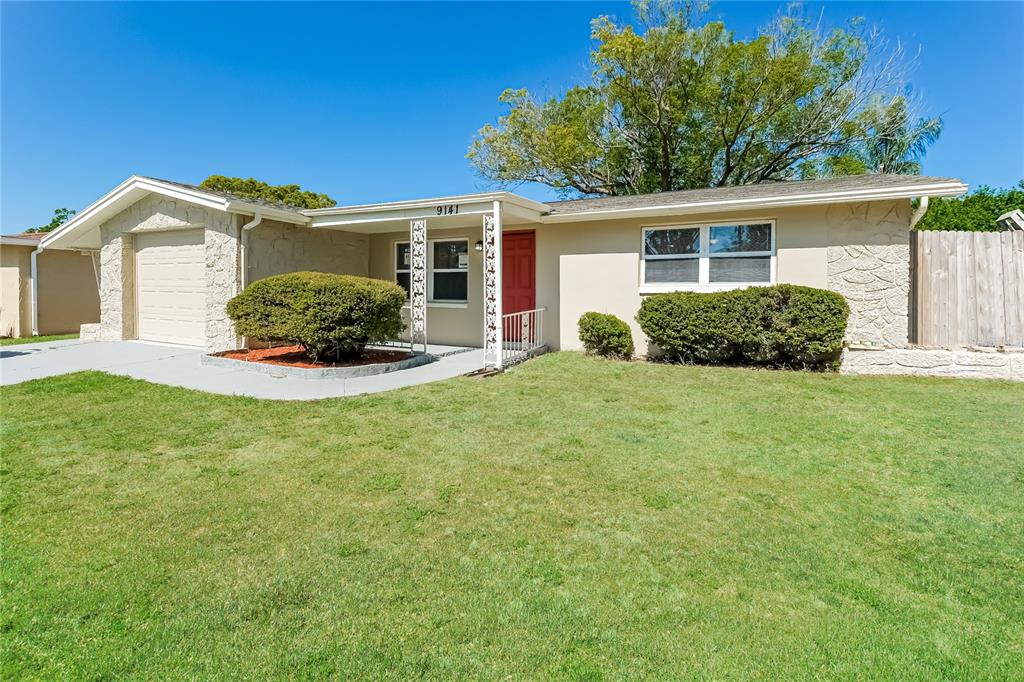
[358,200,912,353]
[98,224,131,341]
[36,249,100,334]
[247,221,368,283]
[842,346,1024,381]
[98,194,240,351]
[527,200,908,353]
[204,214,240,352]
[1,244,31,337]
[368,225,484,347]
[825,201,911,347]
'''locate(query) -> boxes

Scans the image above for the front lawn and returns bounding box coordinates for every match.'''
[2,354,1022,678]
[0,333,78,346]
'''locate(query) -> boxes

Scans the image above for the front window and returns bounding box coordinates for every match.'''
[642,222,774,287]
[395,242,412,297]
[708,224,772,283]
[394,239,469,303]
[431,240,469,302]
[643,227,700,283]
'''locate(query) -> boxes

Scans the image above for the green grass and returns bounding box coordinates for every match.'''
[2,353,1022,679]
[0,332,78,346]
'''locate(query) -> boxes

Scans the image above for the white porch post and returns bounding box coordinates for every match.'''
[483,201,504,369]
[410,218,428,354]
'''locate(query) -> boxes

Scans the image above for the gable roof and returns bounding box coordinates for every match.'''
[39,175,311,251]
[542,174,967,221]
[138,176,312,216]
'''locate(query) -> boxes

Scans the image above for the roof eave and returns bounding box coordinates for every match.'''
[541,181,969,223]
[303,191,551,218]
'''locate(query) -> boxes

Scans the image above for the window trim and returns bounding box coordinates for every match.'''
[394,237,470,304]
[640,219,776,293]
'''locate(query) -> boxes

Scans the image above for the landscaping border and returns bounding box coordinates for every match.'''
[201,350,436,379]
[841,344,1024,381]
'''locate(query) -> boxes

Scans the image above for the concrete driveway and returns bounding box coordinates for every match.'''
[0,339,485,400]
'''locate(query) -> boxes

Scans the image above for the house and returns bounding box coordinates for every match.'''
[38,174,967,367]
[0,232,99,338]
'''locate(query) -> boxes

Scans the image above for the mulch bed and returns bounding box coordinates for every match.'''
[214,345,412,369]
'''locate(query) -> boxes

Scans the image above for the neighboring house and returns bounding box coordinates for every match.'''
[39,174,966,366]
[0,232,100,338]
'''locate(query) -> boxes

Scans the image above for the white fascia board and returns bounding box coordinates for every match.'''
[311,201,498,228]
[540,181,969,224]
[303,191,551,218]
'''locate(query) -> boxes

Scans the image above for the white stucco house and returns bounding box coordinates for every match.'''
[38,174,967,367]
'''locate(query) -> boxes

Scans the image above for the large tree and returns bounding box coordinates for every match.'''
[199,175,337,209]
[469,1,941,196]
[26,208,76,233]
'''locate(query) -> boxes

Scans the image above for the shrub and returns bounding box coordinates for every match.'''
[578,312,634,359]
[636,285,849,371]
[227,272,406,361]
[915,180,1023,231]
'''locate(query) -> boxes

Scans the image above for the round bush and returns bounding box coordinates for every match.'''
[578,312,634,359]
[636,285,849,371]
[227,272,406,361]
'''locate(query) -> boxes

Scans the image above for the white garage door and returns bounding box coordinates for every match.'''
[135,230,205,346]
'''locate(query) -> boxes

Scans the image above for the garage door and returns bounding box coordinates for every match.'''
[135,230,205,346]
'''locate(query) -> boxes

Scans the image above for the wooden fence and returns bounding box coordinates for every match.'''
[913,229,1024,348]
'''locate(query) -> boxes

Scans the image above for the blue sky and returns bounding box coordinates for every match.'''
[2,1,1022,233]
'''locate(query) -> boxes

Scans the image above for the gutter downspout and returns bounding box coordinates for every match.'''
[30,246,42,336]
[910,195,929,229]
[240,211,263,292]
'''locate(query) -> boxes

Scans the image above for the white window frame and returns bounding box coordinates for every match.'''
[395,238,470,307]
[640,219,776,293]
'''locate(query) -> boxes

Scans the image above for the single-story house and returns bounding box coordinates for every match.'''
[38,174,967,367]
[1,232,99,338]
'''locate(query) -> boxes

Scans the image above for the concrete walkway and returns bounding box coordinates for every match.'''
[0,339,485,400]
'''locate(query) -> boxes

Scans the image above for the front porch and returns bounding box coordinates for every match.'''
[307,194,550,369]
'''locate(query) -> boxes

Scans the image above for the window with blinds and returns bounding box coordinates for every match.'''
[642,222,774,288]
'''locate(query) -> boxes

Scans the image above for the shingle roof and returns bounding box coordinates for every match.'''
[544,174,962,215]
[139,176,311,215]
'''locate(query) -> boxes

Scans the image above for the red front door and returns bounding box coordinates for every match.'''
[502,231,536,314]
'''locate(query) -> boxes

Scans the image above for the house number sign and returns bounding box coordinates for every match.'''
[436,204,459,216]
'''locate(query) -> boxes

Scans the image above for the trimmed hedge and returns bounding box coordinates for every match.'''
[578,312,634,359]
[636,285,849,371]
[227,271,406,361]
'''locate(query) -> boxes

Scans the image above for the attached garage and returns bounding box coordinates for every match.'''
[134,229,205,346]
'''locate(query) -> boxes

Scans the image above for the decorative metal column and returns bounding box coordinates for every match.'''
[483,201,503,369]
[409,218,427,354]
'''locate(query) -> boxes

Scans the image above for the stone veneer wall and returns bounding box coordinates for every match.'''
[826,200,912,348]
[246,220,368,282]
[97,194,240,352]
[842,346,1024,381]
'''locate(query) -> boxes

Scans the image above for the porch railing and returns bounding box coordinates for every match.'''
[501,307,546,366]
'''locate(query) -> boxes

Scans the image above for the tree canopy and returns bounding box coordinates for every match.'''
[915,181,1024,232]
[199,175,337,209]
[26,208,76,233]
[469,1,942,197]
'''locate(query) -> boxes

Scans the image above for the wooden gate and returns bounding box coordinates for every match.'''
[913,230,1024,347]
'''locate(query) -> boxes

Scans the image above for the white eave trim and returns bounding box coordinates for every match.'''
[540,181,969,223]
[303,191,551,217]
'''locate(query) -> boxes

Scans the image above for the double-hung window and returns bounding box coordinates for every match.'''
[641,221,774,290]
[395,239,469,304]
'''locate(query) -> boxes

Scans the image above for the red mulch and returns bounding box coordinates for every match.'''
[215,345,411,369]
